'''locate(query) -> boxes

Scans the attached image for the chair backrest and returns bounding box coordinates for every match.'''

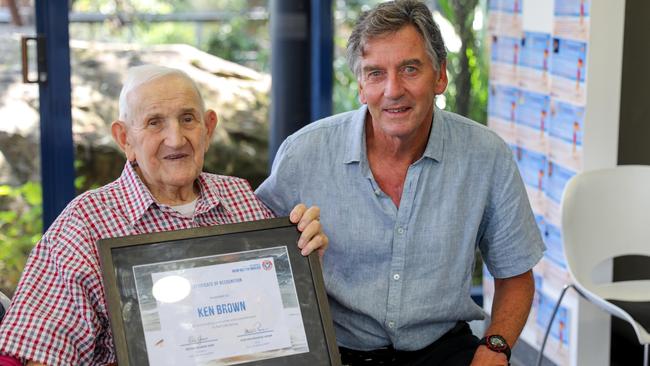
[561,165,650,289]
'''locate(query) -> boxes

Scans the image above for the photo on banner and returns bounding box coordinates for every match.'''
[518,31,552,93]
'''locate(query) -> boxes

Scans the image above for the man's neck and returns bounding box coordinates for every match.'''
[365,117,431,165]
[134,167,200,206]
[365,115,433,208]
[151,184,199,206]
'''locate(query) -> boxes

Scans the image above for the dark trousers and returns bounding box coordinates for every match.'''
[339,322,479,366]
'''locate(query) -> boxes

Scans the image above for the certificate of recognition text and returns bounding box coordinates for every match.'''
[133,246,309,365]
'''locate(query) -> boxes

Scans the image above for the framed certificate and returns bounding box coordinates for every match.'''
[97,217,340,366]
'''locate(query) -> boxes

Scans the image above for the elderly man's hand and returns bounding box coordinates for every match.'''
[289,204,328,257]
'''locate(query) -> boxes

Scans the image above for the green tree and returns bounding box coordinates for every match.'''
[0,183,43,297]
[437,0,488,124]
[206,15,269,71]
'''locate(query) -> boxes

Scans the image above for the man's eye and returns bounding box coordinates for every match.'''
[147,119,160,126]
[403,66,418,74]
[182,114,195,123]
[367,70,383,80]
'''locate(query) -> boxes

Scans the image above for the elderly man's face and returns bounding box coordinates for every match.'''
[115,74,217,199]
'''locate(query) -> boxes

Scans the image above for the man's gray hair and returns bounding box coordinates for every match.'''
[118,64,205,122]
[346,0,447,79]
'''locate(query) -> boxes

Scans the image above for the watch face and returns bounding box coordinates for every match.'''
[488,335,508,351]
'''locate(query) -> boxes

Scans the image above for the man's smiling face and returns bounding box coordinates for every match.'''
[121,73,216,194]
[358,25,447,140]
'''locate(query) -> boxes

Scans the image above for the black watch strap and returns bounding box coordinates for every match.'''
[478,335,511,361]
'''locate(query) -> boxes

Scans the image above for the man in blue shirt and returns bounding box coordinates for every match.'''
[257,1,544,365]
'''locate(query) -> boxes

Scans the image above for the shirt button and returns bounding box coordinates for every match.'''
[374,189,381,196]
[393,273,400,280]
[388,321,395,328]
[397,227,405,234]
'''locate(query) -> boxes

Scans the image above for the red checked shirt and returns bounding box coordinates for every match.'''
[0,163,273,365]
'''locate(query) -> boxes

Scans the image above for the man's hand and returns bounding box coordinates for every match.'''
[289,204,328,257]
[470,270,535,366]
[470,345,509,366]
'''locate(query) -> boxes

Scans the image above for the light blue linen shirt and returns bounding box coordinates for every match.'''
[256,105,545,351]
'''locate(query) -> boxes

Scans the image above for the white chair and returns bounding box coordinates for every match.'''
[536,165,650,366]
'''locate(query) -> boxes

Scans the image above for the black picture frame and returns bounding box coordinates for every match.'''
[97,217,340,366]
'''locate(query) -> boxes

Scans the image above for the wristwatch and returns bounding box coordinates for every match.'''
[478,335,511,361]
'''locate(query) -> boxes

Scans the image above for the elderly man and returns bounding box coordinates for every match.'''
[256,1,544,365]
[0,65,327,366]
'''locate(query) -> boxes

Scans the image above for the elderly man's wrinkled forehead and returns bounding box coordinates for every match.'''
[118,67,205,122]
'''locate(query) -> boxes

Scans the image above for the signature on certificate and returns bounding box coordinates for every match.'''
[187,335,209,344]
[244,321,269,334]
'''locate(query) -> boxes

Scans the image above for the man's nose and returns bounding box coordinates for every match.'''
[163,121,186,148]
[384,73,405,99]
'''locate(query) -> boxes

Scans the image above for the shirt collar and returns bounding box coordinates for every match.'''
[343,104,445,164]
[118,162,225,225]
[194,173,230,216]
[119,162,155,225]
[423,106,445,163]
[343,105,369,164]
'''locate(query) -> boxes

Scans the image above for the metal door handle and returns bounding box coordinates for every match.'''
[21,35,47,84]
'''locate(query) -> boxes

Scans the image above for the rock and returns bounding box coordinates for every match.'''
[0,36,271,192]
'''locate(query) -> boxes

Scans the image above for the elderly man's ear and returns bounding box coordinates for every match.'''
[203,109,218,151]
[111,120,135,161]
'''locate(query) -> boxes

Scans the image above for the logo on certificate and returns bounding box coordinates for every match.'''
[262,259,273,271]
